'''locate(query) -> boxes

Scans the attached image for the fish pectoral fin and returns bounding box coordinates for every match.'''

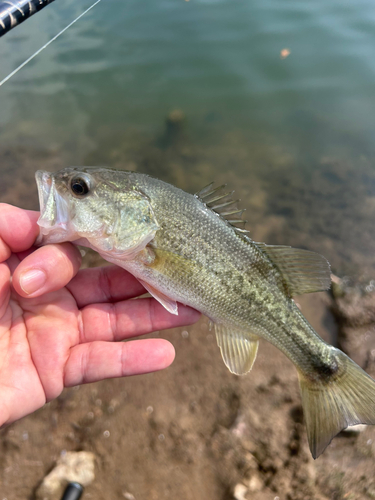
[214,324,259,375]
[138,280,178,315]
[256,243,331,296]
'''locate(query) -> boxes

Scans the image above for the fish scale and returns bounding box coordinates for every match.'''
[35,166,375,459]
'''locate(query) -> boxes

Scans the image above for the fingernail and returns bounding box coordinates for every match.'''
[19,269,47,295]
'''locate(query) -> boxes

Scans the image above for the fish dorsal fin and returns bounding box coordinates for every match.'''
[214,324,259,375]
[195,183,249,234]
[256,243,331,296]
[138,279,179,315]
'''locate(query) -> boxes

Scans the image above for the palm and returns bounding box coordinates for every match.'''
[1,284,78,421]
[0,204,200,427]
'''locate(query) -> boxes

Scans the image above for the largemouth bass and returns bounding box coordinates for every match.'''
[35,167,375,458]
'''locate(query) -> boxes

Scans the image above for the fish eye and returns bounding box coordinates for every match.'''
[70,176,90,197]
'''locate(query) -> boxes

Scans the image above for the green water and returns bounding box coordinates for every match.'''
[0,0,375,276]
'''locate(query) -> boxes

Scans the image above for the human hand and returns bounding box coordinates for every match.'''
[0,204,200,427]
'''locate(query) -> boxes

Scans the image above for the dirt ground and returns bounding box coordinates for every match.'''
[2,290,375,500]
[1,127,375,500]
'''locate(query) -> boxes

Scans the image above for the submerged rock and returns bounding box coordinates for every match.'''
[331,278,375,327]
[330,276,375,371]
[159,109,187,148]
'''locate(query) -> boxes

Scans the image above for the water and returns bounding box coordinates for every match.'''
[0,0,375,276]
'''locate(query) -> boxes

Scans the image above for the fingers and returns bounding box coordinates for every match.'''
[12,243,82,297]
[64,338,175,386]
[0,204,39,262]
[66,265,146,308]
[0,263,11,319]
[79,297,201,343]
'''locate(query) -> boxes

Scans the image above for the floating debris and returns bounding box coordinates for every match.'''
[280,48,291,59]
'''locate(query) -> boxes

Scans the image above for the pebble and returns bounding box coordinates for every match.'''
[123,493,135,500]
[247,474,263,492]
[233,483,248,500]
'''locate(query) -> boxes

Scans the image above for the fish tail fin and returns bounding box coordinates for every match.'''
[298,348,375,458]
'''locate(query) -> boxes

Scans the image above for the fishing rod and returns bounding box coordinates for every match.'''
[0,0,101,86]
[0,0,56,38]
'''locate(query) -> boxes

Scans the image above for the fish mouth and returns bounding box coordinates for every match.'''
[36,170,52,221]
[35,170,70,245]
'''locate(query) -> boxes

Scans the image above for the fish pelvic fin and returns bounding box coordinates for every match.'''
[298,347,375,459]
[214,324,259,375]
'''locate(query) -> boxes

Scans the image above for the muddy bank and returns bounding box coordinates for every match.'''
[2,292,375,500]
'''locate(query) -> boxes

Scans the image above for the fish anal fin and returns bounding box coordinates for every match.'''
[256,243,331,296]
[298,348,375,458]
[214,324,259,375]
[138,280,178,315]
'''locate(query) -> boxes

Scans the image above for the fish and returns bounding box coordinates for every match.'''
[35,166,375,458]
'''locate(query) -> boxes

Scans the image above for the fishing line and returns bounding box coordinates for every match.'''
[0,0,102,87]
